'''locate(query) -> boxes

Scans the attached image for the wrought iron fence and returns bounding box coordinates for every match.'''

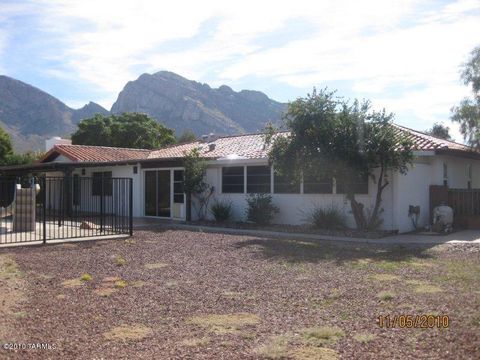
[0,176,132,245]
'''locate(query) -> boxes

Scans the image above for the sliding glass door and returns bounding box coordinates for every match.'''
[144,170,171,217]
[144,169,185,218]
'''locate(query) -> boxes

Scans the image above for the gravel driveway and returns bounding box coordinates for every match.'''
[0,229,479,359]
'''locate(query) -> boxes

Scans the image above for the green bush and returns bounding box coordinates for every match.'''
[245,194,279,225]
[210,200,233,222]
[308,204,347,230]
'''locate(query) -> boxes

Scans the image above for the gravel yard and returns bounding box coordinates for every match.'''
[0,228,479,359]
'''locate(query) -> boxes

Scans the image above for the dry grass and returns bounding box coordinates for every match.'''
[0,255,26,341]
[371,274,400,281]
[354,332,376,343]
[377,291,395,301]
[103,324,152,341]
[187,313,260,334]
[181,337,211,347]
[290,346,338,360]
[115,255,127,266]
[80,273,93,282]
[115,279,128,289]
[144,262,169,270]
[61,278,84,288]
[254,335,290,359]
[301,326,344,346]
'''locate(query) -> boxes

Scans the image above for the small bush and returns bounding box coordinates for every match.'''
[80,273,93,282]
[308,204,346,230]
[115,255,127,266]
[245,194,279,225]
[210,200,233,222]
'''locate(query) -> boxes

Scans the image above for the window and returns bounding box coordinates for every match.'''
[92,171,112,196]
[274,169,300,194]
[222,167,244,193]
[247,166,271,193]
[173,170,184,203]
[336,172,369,194]
[303,171,333,194]
[73,174,80,205]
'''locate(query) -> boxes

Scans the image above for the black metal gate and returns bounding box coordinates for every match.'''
[0,176,132,245]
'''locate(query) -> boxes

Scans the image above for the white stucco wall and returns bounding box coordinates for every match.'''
[200,162,395,231]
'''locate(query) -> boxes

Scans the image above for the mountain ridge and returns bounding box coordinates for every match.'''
[0,72,286,151]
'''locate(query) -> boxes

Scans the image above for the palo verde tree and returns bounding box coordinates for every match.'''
[72,113,176,149]
[183,148,208,221]
[451,45,480,147]
[266,89,414,230]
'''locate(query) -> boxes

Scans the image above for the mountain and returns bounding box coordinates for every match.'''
[0,75,108,151]
[0,72,286,151]
[111,71,286,135]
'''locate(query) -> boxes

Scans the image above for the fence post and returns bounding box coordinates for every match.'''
[42,177,47,244]
[129,178,133,236]
[100,176,104,233]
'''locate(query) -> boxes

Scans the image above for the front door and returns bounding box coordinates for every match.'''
[144,170,171,217]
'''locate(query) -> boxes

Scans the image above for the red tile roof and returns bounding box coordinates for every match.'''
[42,144,150,163]
[40,124,476,164]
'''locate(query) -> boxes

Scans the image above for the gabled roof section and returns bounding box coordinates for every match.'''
[41,144,150,163]
[148,133,274,160]
[391,124,472,152]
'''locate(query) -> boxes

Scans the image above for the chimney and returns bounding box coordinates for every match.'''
[45,137,72,151]
[200,133,218,143]
[208,143,216,151]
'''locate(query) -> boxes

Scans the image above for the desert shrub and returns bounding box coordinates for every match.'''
[308,204,347,230]
[210,200,233,222]
[245,194,279,225]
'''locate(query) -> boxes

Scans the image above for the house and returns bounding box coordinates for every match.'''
[1,124,479,233]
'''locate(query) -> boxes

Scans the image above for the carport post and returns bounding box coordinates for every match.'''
[129,178,133,236]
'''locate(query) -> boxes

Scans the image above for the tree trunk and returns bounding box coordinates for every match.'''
[348,192,367,230]
[186,192,192,221]
[367,165,388,229]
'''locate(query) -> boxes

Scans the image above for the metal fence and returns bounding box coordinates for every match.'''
[447,188,480,216]
[0,176,132,245]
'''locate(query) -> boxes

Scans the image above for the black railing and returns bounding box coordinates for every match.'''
[0,176,132,245]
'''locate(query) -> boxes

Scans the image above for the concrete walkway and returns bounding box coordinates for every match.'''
[134,219,480,246]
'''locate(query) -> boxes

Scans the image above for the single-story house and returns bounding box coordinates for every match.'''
[1,124,479,233]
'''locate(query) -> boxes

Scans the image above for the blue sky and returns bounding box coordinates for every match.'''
[1,0,479,141]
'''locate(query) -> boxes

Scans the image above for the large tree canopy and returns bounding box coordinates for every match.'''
[266,89,414,230]
[425,122,452,141]
[71,113,176,149]
[451,45,480,147]
[0,126,14,165]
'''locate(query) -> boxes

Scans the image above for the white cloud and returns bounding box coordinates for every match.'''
[2,0,479,139]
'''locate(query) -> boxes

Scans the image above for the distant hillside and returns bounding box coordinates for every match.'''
[0,75,108,151]
[0,72,286,151]
[111,71,286,135]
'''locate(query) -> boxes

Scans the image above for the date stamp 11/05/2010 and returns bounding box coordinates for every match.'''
[377,314,450,329]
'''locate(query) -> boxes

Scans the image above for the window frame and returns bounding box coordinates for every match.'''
[221,166,245,194]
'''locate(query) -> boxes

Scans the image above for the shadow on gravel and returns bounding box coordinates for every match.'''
[233,237,437,265]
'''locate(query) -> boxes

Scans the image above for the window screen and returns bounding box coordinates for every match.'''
[336,173,368,194]
[274,170,300,194]
[222,167,244,193]
[173,170,184,203]
[303,172,333,194]
[247,166,271,193]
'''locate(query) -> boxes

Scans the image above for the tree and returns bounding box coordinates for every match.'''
[266,89,414,230]
[0,126,14,164]
[3,151,45,166]
[183,149,208,221]
[451,45,480,147]
[177,129,197,143]
[71,113,176,149]
[425,122,452,141]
